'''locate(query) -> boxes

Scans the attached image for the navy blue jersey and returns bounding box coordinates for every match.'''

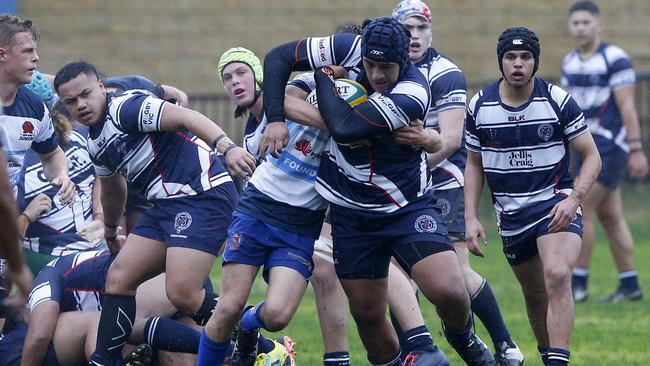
[561,42,635,155]
[0,86,58,187]
[415,48,467,190]
[88,91,232,200]
[263,34,432,213]
[465,78,588,236]
[28,250,113,312]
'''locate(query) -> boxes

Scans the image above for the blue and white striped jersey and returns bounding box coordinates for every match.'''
[561,42,635,154]
[235,73,329,238]
[415,48,467,190]
[87,91,231,200]
[17,127,100,255]
[28,250,112,313]
[0,86,58,187]
[465,78,588,236]
[302,35,432,212]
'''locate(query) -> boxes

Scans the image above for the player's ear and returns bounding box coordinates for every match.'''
[0,47,8,62]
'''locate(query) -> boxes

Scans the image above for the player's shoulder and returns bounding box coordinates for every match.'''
[12,86,47,119]
[468,80,499,113]
[601,42,631,63]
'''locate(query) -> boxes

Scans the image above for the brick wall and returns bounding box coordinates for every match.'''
[22,0,650,95]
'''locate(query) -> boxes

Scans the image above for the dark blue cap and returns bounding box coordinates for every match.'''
[361,17,411,75]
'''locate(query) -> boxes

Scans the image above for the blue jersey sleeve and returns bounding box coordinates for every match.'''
[115,93,167,133]
[430,70,467,112]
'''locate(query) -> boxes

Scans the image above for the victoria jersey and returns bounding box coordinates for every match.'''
[465,78,588,236]
[561,42,635,154]
[301,35,431,212]
[236,73,329,238]
[0,86,58,187]
[87,91,231,200]
[17,127,99,255]
[415,48,467,190]
[28,250,113,313]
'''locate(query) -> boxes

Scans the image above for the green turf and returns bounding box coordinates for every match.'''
[211,182,650,365]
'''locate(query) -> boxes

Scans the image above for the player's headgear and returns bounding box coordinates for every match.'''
[361,17,411,75]
[392,0,432,23]
[26,70,57,107]
[217,47,263,92]
[497,26,541,75]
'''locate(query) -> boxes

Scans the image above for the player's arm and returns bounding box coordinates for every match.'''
[426,108,465,166]
[159,103,256,179]
[0,151,30,293]
[159,84,189,107]
[613,85,649,179]
[393,119,442,153]
[18,193,53,236]
[76,177,104,244]
[284,94,326,130]
[313,68,393,143]
[38,146,75,206]
[464,150,487,257]
[21,300,61,366]
[548,131,601,233]
[100,174,127,253]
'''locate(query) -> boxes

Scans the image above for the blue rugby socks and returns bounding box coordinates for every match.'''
[471,279,516,348]
[240,301,266,332]
[197,329,230,366]
[89,294,136,365]
[143,316,200,353]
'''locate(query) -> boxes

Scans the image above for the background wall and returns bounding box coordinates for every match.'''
[22,0,650,95]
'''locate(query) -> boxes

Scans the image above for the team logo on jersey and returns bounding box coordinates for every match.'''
[414,215,437,233]
[19,121,35,141]
[435,198,451,217]
[295,139,313,156]
[174,212,192,233]
[227,232,241,251]
[537,123,554,142]
[114,140,127,154]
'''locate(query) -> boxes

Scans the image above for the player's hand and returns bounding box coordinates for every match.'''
[259,122,289,160]
[628,150,649,180]
[4,263,33,307]
[105,233,127,254]
[548,196,580,233]
[393,120,441,152]
[225,146,256,180]
[22,193,52,223]
[329,65,349,79]
[465,216,487,257]
[51,174,76,206]
[77,219,105,244]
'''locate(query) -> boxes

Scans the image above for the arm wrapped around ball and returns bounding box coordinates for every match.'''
[314,68,389,143]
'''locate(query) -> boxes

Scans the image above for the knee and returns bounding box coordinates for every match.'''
[105,260,136,294]
[434,284,470,314]
[544,265,571,293]
[311,257,337,289]
[260,302,294,331]
[214,296,247,323]
[165,282,202,314]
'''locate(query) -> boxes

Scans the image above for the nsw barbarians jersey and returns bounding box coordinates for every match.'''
[0,86,58,187]
[415,48,467,190]
[87,91,231,200]
[28,250,113,313]
[465,78,588,236]
[561,42,635,154]
[17,127,100,255]
[236,73,329,238]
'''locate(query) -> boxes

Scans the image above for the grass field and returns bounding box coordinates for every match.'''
[211,182,650,365]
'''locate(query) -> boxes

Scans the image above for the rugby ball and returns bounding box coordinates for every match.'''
[307,78,368,107]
